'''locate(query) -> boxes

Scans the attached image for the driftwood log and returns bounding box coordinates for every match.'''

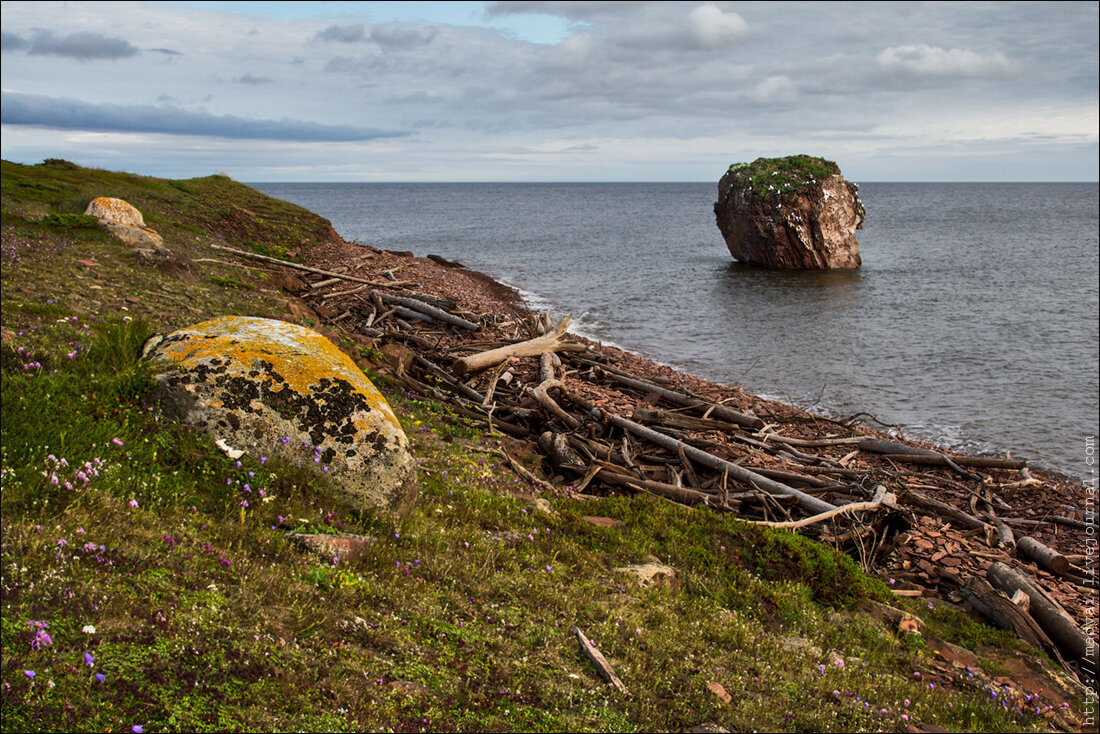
[1016,536,1071,575]
[595,371,763,430]
[453,316,584,373]
[586,406,837,516]
[958,577,1061,661]
[986,562,1090,664]
[573,626,629,694]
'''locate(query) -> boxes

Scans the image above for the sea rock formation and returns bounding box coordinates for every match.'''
[84,196,165,250]
[714,156,864,269]
[144,315,418,516]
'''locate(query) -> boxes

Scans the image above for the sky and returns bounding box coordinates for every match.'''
[1,1,1097,182]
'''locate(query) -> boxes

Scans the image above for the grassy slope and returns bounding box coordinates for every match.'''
[0,160,1058,732]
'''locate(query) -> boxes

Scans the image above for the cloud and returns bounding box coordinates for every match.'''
[24,30,140,60]
[315,23,367,43]
[688,4,748,47]
[148,48,183,56]
[488,1,650,22]
[1,31,30,52]
[878,44,1014,79]
[234,74,274,85]
[0,92,409,142]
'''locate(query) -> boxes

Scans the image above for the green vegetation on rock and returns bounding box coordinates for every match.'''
[722,155,843,202]
[0,159,1065,733]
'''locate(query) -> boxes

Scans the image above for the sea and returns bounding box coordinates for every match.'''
[252,182,1100,484]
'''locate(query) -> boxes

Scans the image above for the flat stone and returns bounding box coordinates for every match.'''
[614,561,680,589]
[583,516,623,528]
[290,533,373,562]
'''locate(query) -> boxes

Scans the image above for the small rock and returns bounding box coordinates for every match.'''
[778,635,822,658]
[388,681,431,698]
[707,681,732,704]
[614,562,680,589]
[687,724,730,734]
[289,533,374,563]
[531,497,556,516]
[583,516,623,528]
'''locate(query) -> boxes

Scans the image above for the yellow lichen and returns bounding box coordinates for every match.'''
[155,316,404,437]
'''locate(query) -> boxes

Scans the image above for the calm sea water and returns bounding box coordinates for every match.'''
[253,182,1099,483]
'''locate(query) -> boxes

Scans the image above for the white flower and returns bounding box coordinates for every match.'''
[82,625,96,634]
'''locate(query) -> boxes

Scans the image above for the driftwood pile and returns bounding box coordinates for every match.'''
[214,243,1097,685]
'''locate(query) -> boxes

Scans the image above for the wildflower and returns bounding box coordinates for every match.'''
[901,714,910,722]
[95,673,105,683]
[332,556,339,565]
[817,664,826,676]
[544,565,552,572]
[904,699,911,708]
[129,499,138,508]
[82,625,96,634]
[57,538,68,547]
[133,727,144,734]
[112,437,123,446]
[913,671,921,679]
[260,456,267,464]
[24,670,35,680]
[85,652,95,666]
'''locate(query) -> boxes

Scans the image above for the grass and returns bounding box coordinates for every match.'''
[0,158,1069,732]
[720,155,844,203]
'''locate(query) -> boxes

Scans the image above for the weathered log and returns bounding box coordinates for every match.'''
[529,379,582,429]
[596,468,722,508]
[539,432,586,473]
[1016,536,1070,575]
[899,490,989,531]
[210,243,411,288]
[745,467,839,490]
[752,486,895,530]
[573,627,629,694]
[958,577,1059,658]
[879,453,1026,470]
[577,403,836,516]
[632,406,741,434]
[453,316,584,373]
[858,438,943,457]
[986,561,1090,664]
[370,290,480,331]
[993,521,1016,551]
[392,306,434,323]
[598,372,764,430]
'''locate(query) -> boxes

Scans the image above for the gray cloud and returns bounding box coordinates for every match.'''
[148,48,183,56]
[878,44,1015,79]
[234,74,274,85]
[369,24,437,49]
[26,30,140,60]
[0,92,409,142]
[488,1,652,22]
[316,23,367,43]
[1,31,29,52]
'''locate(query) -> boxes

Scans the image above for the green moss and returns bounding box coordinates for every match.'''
[722,154,841,202]
[40,213,100,229]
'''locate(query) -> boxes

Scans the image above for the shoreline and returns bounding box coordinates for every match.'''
[384,249,1085,485]
[285,233,1098,665]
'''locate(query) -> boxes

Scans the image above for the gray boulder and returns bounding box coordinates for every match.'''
[145,316,418,516]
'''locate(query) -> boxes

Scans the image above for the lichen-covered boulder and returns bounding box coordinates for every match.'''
[714,156,864,269]
[145,316,417,516]
[84,196,165,250]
